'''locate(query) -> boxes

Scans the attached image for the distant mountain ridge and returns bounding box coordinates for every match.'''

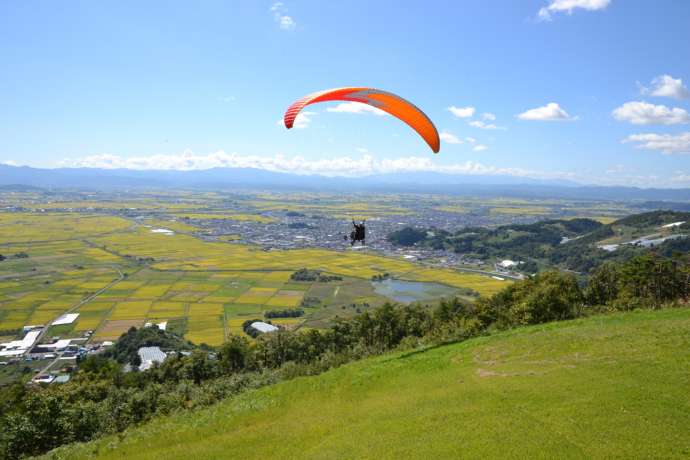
[1,164,689,201]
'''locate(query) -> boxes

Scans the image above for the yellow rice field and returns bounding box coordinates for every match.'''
[0,210,507,345]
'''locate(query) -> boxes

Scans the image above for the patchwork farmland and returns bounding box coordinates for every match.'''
[0,210,506,347]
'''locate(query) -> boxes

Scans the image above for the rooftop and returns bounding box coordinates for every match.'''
[138,346,168,371]
[251,321,279,333]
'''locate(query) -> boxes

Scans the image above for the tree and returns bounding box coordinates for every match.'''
[615,254,688,308]
[585,262,620,306]
[388,227,427,246]
[255,331,301,368]
[370,303,405,350]
[218,335,250,374]
[183,350,216,384]
[480,271,583,326]
[509,271,583,324]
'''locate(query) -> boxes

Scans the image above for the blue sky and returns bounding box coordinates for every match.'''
[1,0,689,187]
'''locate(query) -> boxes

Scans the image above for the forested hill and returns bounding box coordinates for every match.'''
[388,210,690,273]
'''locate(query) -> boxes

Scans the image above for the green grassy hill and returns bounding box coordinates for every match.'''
[45,308,690,459]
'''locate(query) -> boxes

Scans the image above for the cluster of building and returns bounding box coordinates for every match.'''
[598,230,687,253]
[0,312,115,384]
[26,338,106,384]
[188,208,543,267]
[0,329,41,358]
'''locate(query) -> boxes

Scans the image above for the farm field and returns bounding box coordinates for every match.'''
[0,208,506,346]
[0,189,654,348]
[172,213,276,223]
[244,194,633,222]
[45,307,690,459]
[14,191,631,224]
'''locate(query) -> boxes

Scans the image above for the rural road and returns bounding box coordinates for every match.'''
[30,266,125,379]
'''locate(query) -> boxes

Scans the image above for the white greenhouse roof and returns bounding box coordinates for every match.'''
[251,321,279,333]
[52,313,79,326]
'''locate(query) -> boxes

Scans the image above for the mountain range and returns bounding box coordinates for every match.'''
[1,164,689,201]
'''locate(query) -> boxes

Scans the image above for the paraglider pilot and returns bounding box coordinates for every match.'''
[350,219,366,246]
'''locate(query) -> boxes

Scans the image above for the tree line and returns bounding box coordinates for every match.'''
[264,308,304,319]
[290,268,342,282]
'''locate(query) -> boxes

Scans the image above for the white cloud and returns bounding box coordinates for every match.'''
[1,160,18,166]
[640,75,690,100]
[473,144,488,152]
[58,150,548,179]
[326,102,387,116]
[612,101,690,125]
[468,120,504,130]
[465,136,477,144]
[279,15,295,30]
[293,111,315,129]
[538,0,610,21]
[439,131,463,144]
[277,111,315,129]
[605,164,627,174]
[448,106,476,118]
[671,172,690,184]
[517,102,576,121]
[482,112,496,121]
[270,2,295,30]
[356,147,368,153]
[623,132,690,155]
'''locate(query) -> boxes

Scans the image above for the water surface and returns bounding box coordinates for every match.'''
[371,279,457,304]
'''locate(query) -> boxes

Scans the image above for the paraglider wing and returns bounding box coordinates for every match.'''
[284,87,440,153]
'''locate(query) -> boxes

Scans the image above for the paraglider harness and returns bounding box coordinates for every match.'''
[348,220,366,246]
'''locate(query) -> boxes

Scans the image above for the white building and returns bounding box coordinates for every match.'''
[52,313,79,326]
[138,346,168,371]
[0,330,41,357]
[498,259,519,269]
[250,321,279,333]
[39,339,72,350]
[661,221,685,228]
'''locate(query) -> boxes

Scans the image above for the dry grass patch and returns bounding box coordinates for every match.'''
[109,301,152,320]
[95,319,144,340]
[188,303,223,316]
[75,313,107,331]
[131,285,172,298]
[265,292,303,308]
[149,302,186,316]
[78,302,114,313]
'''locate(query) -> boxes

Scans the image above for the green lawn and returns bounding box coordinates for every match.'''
[45,308,690,459]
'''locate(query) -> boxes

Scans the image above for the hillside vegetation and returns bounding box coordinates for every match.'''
[3,252,688,458]
[389,211,690,273]
[45,307,690,459]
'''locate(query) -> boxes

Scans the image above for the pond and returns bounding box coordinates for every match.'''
[371,279,457,304]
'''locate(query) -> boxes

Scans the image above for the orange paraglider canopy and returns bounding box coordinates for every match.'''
[284,87,440,153]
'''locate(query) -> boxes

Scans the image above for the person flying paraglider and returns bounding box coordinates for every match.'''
[349,219,366,246]
[284,87,437,247]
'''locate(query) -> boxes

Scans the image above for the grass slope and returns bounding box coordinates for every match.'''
[45,308,690,459]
